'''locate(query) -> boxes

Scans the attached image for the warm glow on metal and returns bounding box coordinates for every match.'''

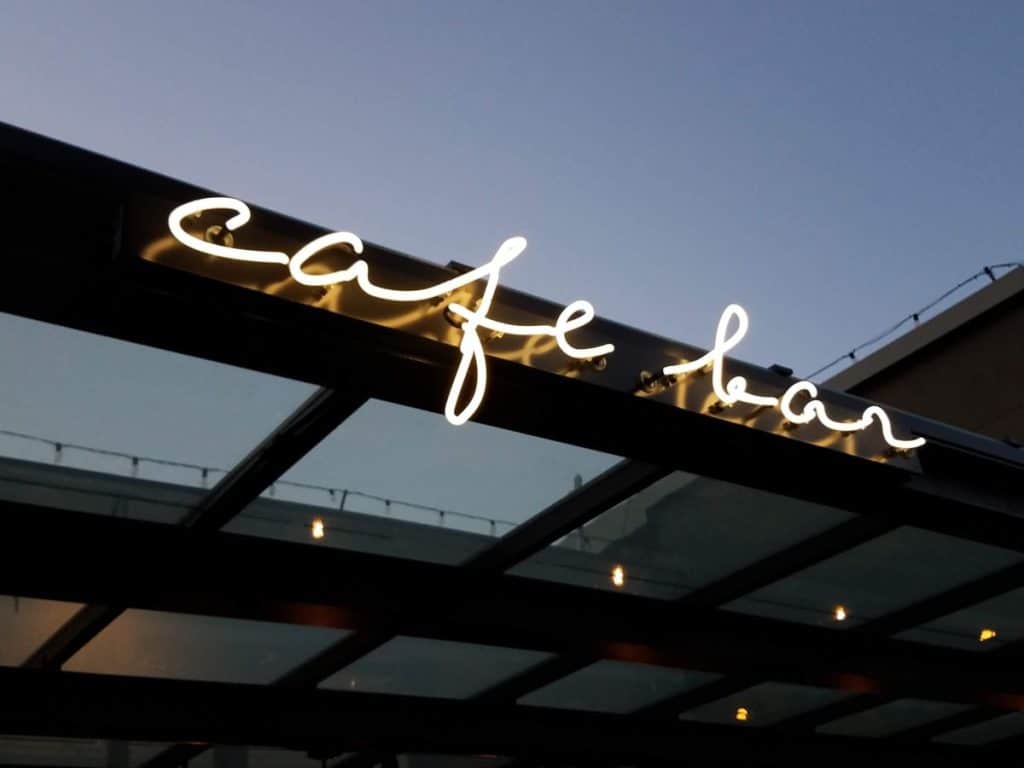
[169,198,614,427]
[735,707,749,722]
[662,304,926,451]
[168,200,924,451]
[833,605,847,622]
[611,565,626,588]
[980,628,998,642]
[311,518,326,540]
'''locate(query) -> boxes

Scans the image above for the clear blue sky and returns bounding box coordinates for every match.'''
[0,1,1020,509]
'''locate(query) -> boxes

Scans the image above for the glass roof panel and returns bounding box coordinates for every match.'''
[508,471,854,598]
[187,746,323,767]
[935,712,1024,746]
[0,736,171,767]
[0,594,83,666]
[320,636,553,699]
[0,313,315,523]
[64,609,347,684]
[816,699,970,738]
[227,399,621,564]
[517,660,718,713]
[726,527,1023,627]
[895,586,1024,651]
[677,681,854,727]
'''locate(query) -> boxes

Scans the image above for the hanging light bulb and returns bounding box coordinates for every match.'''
[611,565,626,588]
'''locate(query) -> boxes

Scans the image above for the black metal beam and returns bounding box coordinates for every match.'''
[183,385,368,533]
[678,516,897,610]
[484,515,897,710]
[18,386,365,674]
[0,666,985,768]
[285,460,668,689]
[759,561,1024,740]
[143,461,667,764]
[860,560,1024,636]
[21,604,123,670]
[887,707,1007,744]
[773,694,893,733]
[464,459,670,572]
[4,505,1024,711]
[624,506,1024,727]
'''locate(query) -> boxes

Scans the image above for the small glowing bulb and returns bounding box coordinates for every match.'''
[311,518,326,540]
[735,707,749,722]
[834,605,847,622]
[611,565,626,588]
[980,628,997,642]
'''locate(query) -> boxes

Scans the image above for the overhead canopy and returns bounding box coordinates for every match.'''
[0,122,1022,768]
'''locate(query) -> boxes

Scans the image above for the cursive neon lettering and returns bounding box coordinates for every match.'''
[169,198,614,426]
[663,305,925,451]
[168,198,290,265]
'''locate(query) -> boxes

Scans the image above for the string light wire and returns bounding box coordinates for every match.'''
[807,263,1023,380]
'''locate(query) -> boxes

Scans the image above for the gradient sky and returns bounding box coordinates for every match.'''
[0,1,1020,509]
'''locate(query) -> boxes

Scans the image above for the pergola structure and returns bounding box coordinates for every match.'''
[0,122,1022,768]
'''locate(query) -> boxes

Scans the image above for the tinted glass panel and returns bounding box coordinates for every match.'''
[897,586,1024,651]
[229,400,620,564]
[728,528,1023,627]
[0,313,315,523]
[935,712,1024,745]
[320,637,553,699]
[678,681,854,727]
[510,471,853,598]
[817,699,970,738]
[65,610,347,684]
[0,736,170,767]
[518,660,718,713]
[0,594,83,666]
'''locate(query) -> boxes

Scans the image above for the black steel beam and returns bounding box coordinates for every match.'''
[0,667,985,768]
[625,504,1024,727]
[773,694,893,733]
[464,459,670,572]
[4,505,1024,711]
[288,460,669,689]
[183,385,368,533]
[860,561,1024,636]
[21,604,123,670]
[888,707,1008,744]
[484,515,896,711]
[759,561,1024,740]
[678,516,897,610]
[18,385,365,674]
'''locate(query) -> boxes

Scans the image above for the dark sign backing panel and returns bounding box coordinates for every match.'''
[125,192,922,468]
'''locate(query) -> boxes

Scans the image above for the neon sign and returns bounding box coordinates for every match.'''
[661,305,925,450]
[168,198,614,426]
[167,197,925,450]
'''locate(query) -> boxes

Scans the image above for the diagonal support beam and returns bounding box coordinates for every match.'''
[272,460,670,690]
[183,385,368,533]
[0,666,985,768]
[762,561,1024,740]
[464,460,670,572]
[20,385,366,674]
[481,513,897,710]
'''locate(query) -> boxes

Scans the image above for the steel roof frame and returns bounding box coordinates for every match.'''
[0,121,1021,767]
